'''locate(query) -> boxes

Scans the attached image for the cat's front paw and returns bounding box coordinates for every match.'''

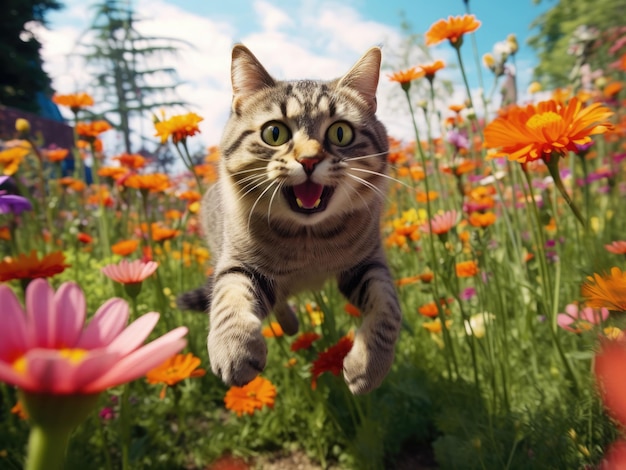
[343,333,394,395]
[208,322,267,387]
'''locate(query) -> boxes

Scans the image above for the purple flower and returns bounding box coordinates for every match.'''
[460,287,476,301]
[446,129,469,150]
[0,177,32,215]
[99,407,116,421]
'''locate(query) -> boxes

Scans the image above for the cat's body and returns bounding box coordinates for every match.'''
[178,44,402,394]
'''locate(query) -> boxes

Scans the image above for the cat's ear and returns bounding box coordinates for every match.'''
[230,44,275,105]
[337,47,382,113]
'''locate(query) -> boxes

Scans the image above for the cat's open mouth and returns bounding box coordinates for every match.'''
[283,181,334,214]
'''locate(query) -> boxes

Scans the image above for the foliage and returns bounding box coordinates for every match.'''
[0,0,62,112]
[529,0,624,88]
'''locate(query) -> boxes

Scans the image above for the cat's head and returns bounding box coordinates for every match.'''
[220,44,389,226]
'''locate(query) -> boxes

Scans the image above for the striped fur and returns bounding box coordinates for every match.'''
[181,44,402,394]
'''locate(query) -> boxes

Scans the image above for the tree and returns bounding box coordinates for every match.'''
[0,0,62,113]
[78,0,188,153]
[528,0,624,89]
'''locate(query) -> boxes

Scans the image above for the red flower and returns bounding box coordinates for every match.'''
[290,332,321,352]
[311,333,353,389]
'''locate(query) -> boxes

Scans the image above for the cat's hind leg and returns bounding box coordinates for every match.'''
[273,301,299,336]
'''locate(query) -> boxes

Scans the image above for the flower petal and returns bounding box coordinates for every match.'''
[53,282,86,348]
[0,360,34,389]
[85,327,188,392]
[0,285,29,361]
[104,312,160,356]
[25,278,55,348]
[76,298,129,349]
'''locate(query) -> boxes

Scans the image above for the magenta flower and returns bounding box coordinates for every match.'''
[101,259,158,284]
[557,303,609,333]
[0,278,187,394]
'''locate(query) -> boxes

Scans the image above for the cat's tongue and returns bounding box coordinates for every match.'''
[293,181,324,209]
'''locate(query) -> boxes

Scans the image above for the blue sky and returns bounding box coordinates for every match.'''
[39,0,551,147]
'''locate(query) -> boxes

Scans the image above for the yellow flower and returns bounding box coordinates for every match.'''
[0,140,31,175]
[154,112,203,144]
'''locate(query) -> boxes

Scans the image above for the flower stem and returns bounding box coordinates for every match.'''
[545,156,586,227]
[25,424,70,470]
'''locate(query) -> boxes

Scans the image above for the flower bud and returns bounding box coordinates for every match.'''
[15,118,31,135]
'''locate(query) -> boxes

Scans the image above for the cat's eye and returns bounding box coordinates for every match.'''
[261,121,291,146]
[326,121,354,146]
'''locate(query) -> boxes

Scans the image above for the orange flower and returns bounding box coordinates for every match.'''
[344,303,361,318]
[603,81,623,99]
[606,241,626,255]
[418,60,445,80]
[290,332,321,352]
[0,251,69,282]
[416,190,438,203]
[449,104,465,113]
[262,321,284,338]
[388,67,424,90]
[112,239,139,256]
[44,148,69,163]
[146,353,206,399]
[422,318,452,334]
[59,177,86,192]
[456,260,479,277]
[52,92,94,111]
[468,211,497,228]
[425,14,481,48]
[98,166,129,181]
[0,141,31,175]
[178,190,202,202]
[418,302,439,318]
[395,275,421,287]
[113,153,147,169]
[150,224,180,242]
[11,400,28,420]
[76,120,112,139]
[154,112,203,144]
[123,173,170,193]
[581,267,626,312]
[77,232,93,244]
[483,98,613,164]
[224,376,277,417]
[311,333,354,389]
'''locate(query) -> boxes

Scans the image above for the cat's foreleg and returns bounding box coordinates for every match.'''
[338,253,402,394]
[207,265,275,386]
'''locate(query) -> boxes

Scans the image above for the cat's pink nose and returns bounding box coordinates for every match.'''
[298,157,321,175]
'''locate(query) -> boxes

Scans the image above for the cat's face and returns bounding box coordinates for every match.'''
[220,45,389,226]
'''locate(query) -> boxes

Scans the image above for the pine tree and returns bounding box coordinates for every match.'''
[78,0,188,153]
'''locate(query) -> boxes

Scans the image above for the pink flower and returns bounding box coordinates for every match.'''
[557,303,609,333]
[605,240,626,255]
[101,259,158,284]
[0,278,187,394]
[421,210,459,235]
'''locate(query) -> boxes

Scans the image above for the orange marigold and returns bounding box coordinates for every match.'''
[468,211,497,228]
[0,251,69,282]
[59,177,86,192]
[111,239,140,256]
[154,112,203,144]
[44,148,69,163]
[483,98,613,164]
[581,267,626,312]
[52,92,94,111]
[425,14,481,48]
[123,173,170,192]
[113,153,147,169]
[224,376,277,417]
[388,67,424,91]
[456,260,479,278]
[262,321,284,338]
[418,60,446,80]
[75,120,112,139]
[146,353,206,399]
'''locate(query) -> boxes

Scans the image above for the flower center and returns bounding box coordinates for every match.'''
[526,111,563,130]
[59,348,88,364]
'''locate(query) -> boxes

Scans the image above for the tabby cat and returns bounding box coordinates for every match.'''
[178,44,402,394]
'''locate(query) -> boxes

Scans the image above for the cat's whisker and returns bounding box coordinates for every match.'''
[236,175,269,201]
[346,173,388,201]
[348,167,415,190]
[267,181,284,226]
[247,179,278,231]
[343,151,389,162]
[230,167,267,177]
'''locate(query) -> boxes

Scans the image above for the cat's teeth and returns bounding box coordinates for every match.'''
[313,199,321,208]
[296,198,303,208]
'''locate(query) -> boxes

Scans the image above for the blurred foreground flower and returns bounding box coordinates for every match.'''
[0,176,32,215]
[0,279,187,470]
[52,92,94,113]
[224,376,276,417]
[146,353,206,399]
